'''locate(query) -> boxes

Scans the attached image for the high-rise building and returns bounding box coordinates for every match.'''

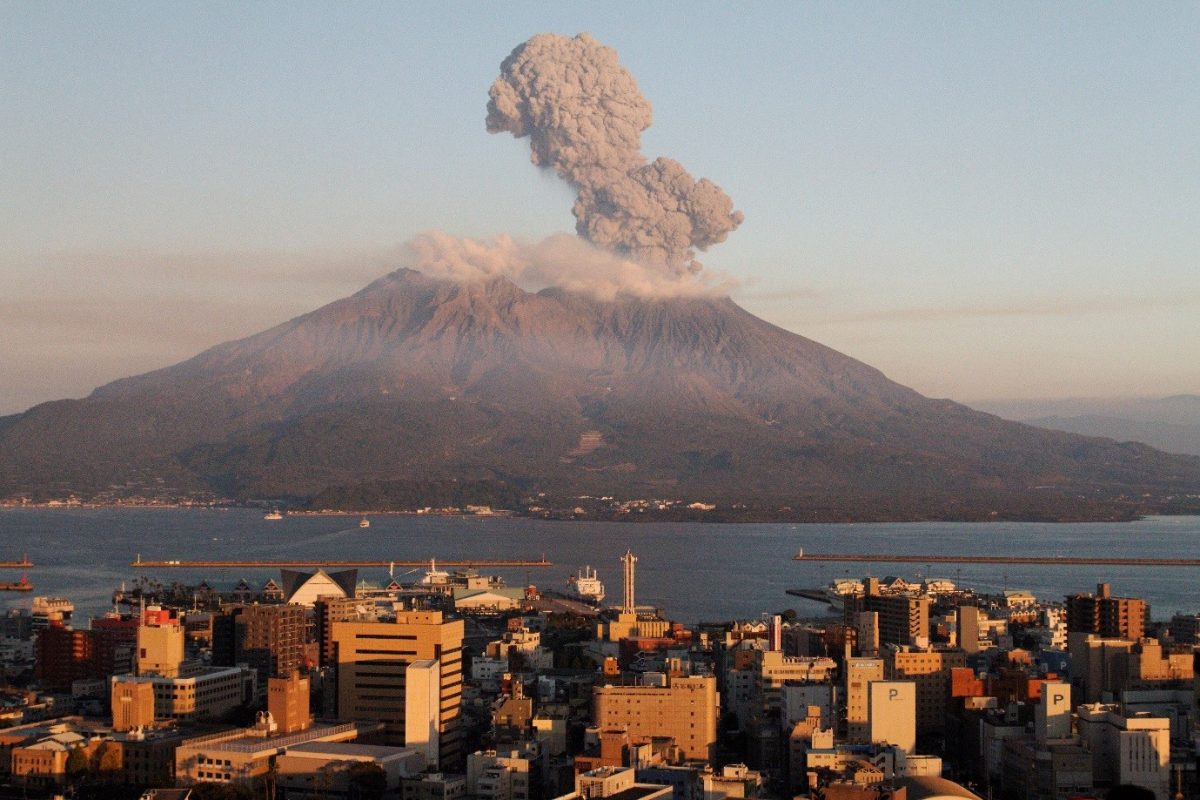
[91,615,139,675]
[405,660,441,768]
[853,611,879,657]
[593,674,719,761]
[314,597,363,667]
[137,608,184,677]
[332,610,464,766]
[868,681,916,753]
[753,651,837,718]
[844,657,884,742]
[886,647,967,735]
[956,606,983,654]
[1077,704,1170,798]
[34,623,94,691]
[1036,681,1071,743]
[844,582,929,647]
[1066,583,1148,641]
[212,603,306,688]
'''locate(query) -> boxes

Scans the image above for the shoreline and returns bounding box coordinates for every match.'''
[0,502,1183,524]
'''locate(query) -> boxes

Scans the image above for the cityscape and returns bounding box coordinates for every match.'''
[0,546,1195,800]
[4,6,1199,800]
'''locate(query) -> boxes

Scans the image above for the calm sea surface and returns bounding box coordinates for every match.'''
[1,509,1198,624]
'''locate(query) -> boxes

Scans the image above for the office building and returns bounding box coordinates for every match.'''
[1066,584,1148,641]
[1076,704,1169,799]
[844,580,929,647]
[175,720,365,787]
[268,672,311,735]
[111,665,255,723]
[332,610,464,766]
[111,680,156,732]
[1036,682,1072,743]
[212,603,306,689]
[314,596,364,667]
[845,657,885,742]
[137,608,184,678]
[34,623,94,692]
[886,647,967,735]
[593,674,719,761]
[868,681,916,753]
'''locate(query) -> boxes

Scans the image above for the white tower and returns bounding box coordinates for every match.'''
[621,549,637,614]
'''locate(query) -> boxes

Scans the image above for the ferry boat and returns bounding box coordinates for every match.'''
[786,577,863,612]
[263,510,283,521]
[359,517,370,528]
[418,559,451,587]
[567,566,605,604]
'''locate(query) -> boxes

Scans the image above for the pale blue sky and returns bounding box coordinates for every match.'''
[3,3,1198,414]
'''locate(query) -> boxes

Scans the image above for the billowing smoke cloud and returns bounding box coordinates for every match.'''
[402,232,735,300]
[487,32,743,276]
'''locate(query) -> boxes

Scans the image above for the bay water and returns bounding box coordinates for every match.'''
[1,509,1198,624]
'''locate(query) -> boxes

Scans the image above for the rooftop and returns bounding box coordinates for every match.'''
[180,722,360,755]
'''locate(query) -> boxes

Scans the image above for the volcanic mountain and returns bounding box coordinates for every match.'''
[3,269,1198,519]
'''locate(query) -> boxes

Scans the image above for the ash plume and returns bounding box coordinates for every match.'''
[402,232,735,301]
[487,32,744,276]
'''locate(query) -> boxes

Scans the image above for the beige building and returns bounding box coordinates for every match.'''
[886,647,967,735]
[268,672,311,735]
[1070,633,1135,703]
[756,652,836,713]
[1036,682,1072,743]
[1125,638,1193,687]
[137,614,185,677]
[175,720,364,786]
[111,679,156,732]
[845,657,885,742]
[1077,704,1170,799]
[593,674,718,761]
[467,747,535,800]
[846,582,930,647]
[111,664,254,723]
[276,742,425,797]
[406,659,441,768]
[957,607,983,654]
[332,610,464,765]
[868,681,916,753]
[574,766,673,800]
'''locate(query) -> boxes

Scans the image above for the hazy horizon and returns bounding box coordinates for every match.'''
[4,3,1198,414]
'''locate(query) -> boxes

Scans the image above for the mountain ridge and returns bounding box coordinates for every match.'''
[2,268,1198,519]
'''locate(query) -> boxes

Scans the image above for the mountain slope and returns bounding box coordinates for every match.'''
[2,269,1198,519]
[975,396,1200,458]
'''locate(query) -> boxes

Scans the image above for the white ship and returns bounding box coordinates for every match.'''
[359,517,370,528]
[418,559,451,587]
[567,566,605,604]
[263,510,283,521]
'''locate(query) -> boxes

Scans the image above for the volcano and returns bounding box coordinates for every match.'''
[2,269,1197,520]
